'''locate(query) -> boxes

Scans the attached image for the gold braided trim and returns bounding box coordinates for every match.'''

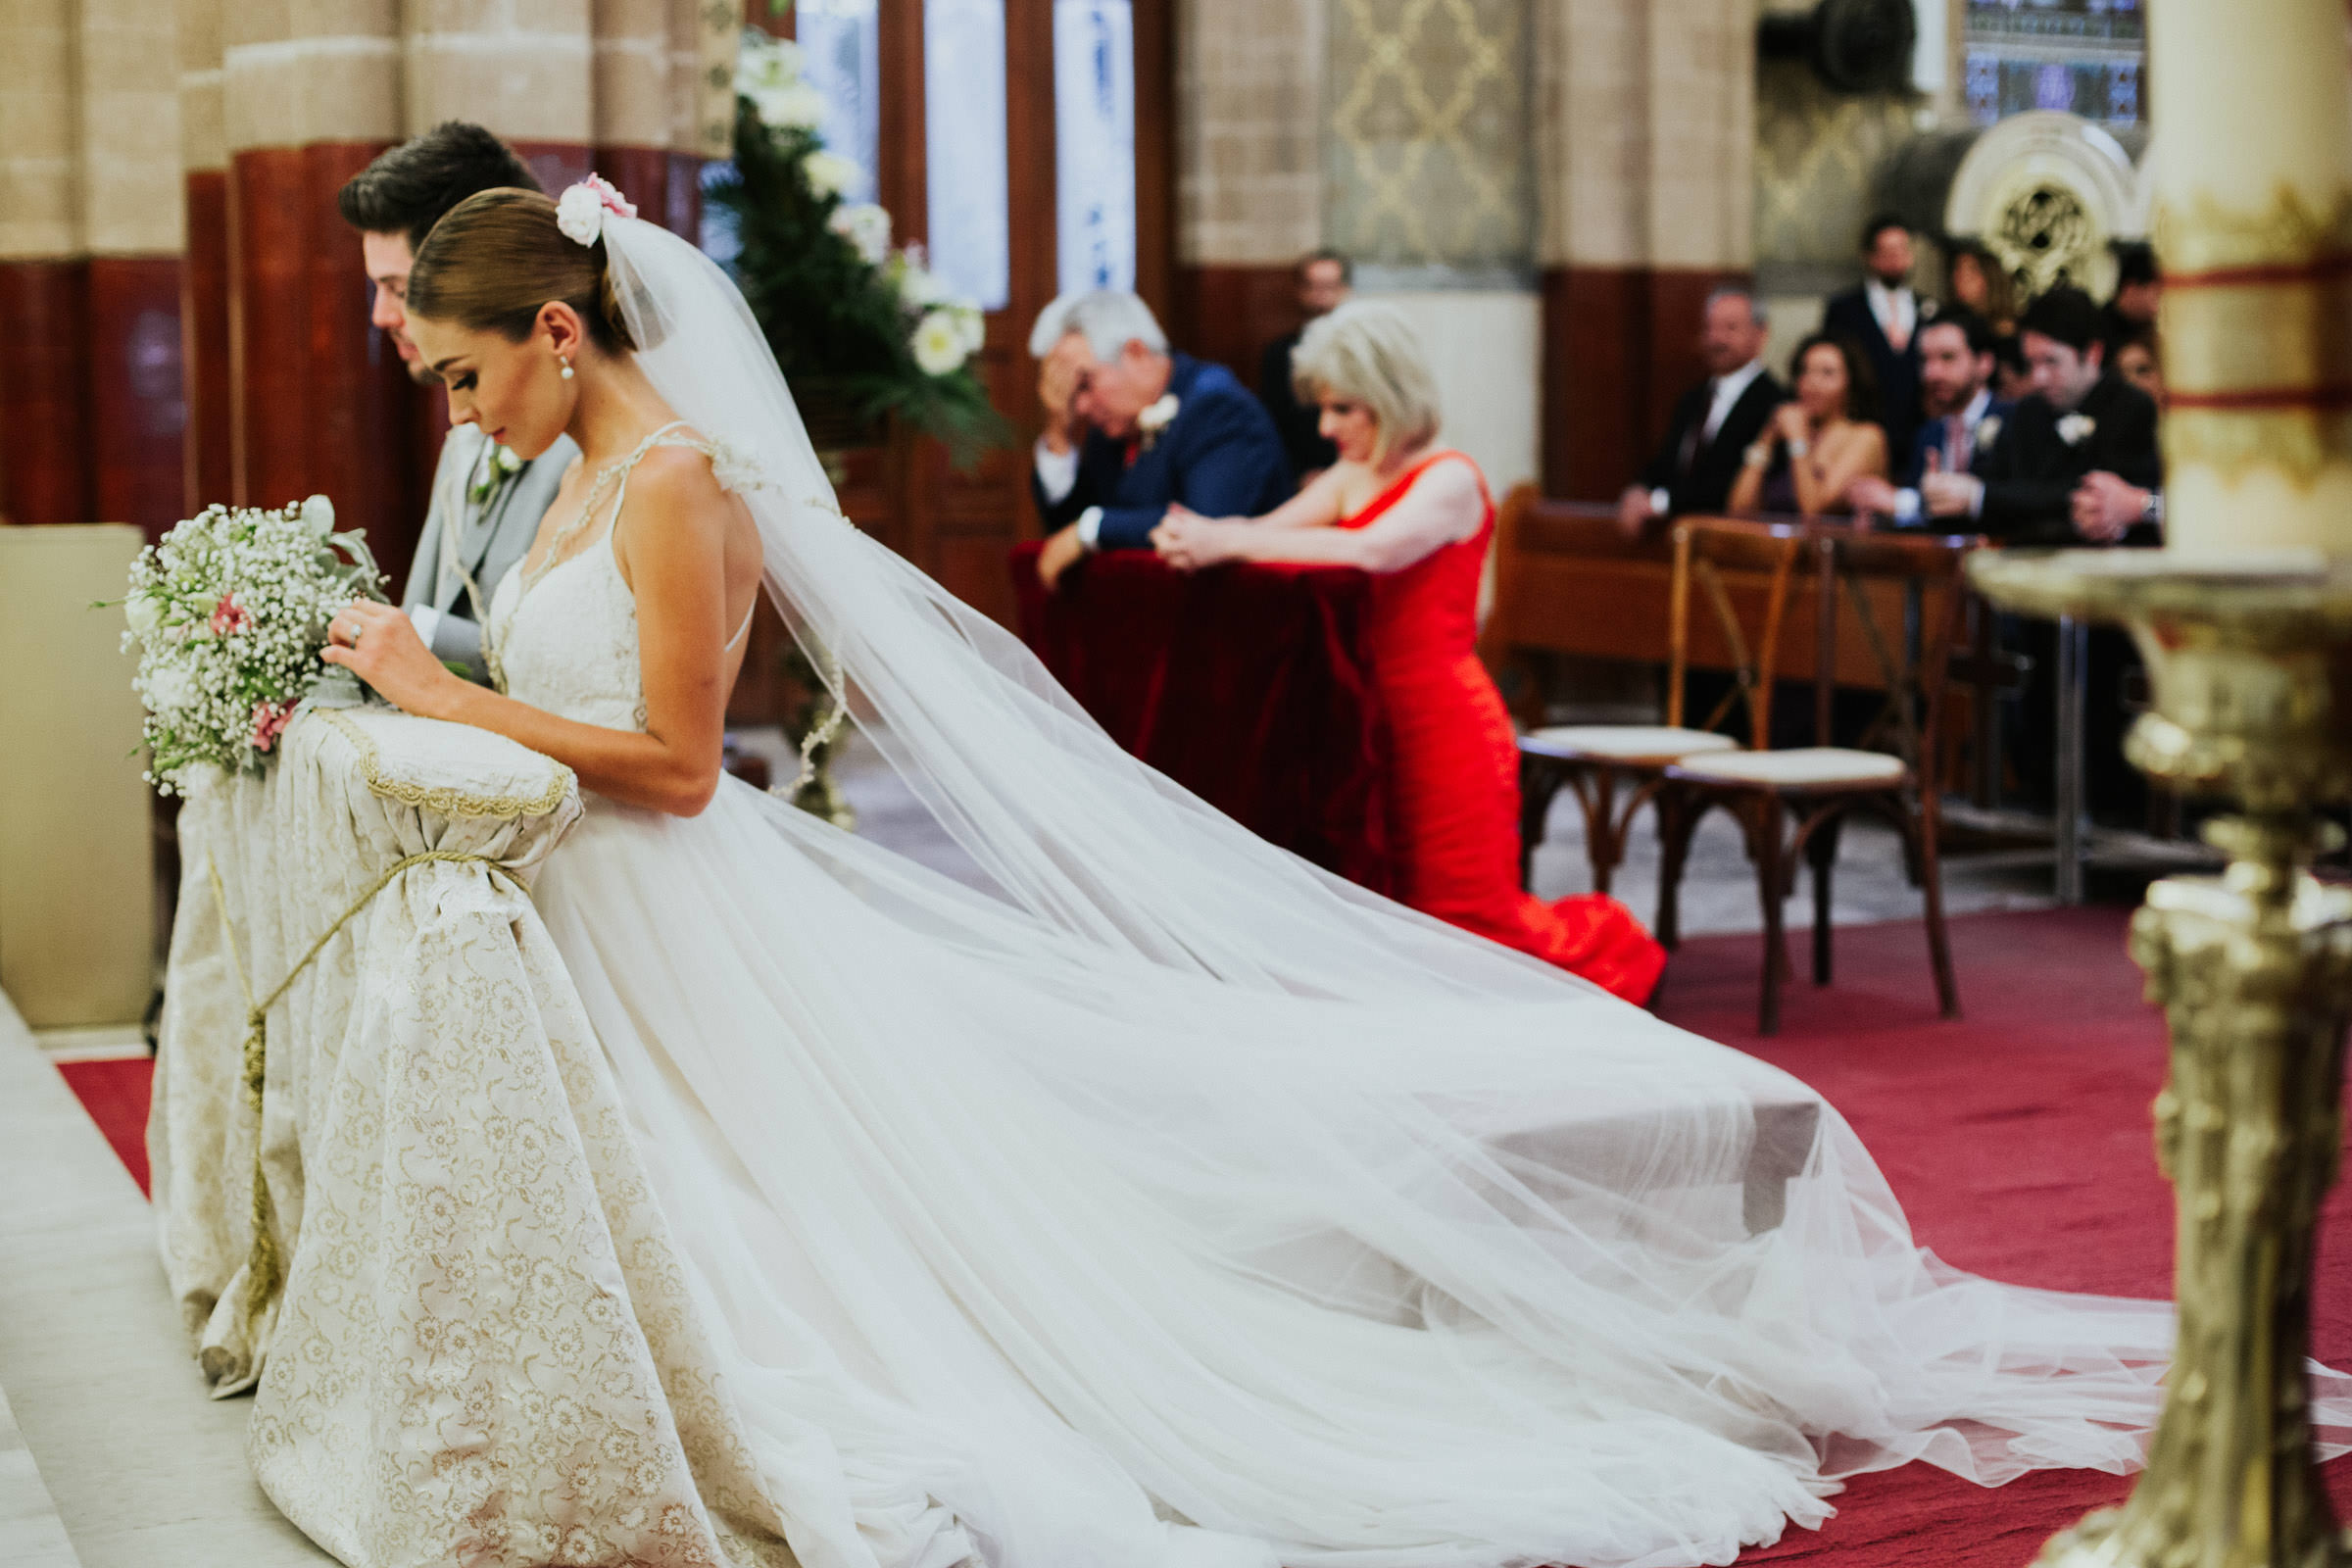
[207,848,527,1348]
[318,708,575,821]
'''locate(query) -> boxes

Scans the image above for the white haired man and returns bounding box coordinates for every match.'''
[1030,290,1292,589]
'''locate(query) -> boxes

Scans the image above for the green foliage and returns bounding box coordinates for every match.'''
[703,96,1007,467]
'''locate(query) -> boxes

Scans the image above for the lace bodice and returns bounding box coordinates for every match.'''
[485,424,759,735]
[489,527,649,731]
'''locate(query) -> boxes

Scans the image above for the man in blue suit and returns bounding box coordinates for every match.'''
[1844,307,2012,528]
[1030,291,1293,589]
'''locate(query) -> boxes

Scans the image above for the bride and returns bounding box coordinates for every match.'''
[314,180,2227,1568]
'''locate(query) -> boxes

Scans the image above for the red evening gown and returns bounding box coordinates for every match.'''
[1339,451,1666,1004]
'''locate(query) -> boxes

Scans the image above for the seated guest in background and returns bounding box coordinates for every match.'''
[1615,287,1786,536]
[1990,328,2034,404]
[1728,333,1886,519]
[2102,243,2161,356]
[1844,307,2010,526]
[337,122,572,682]
[1152,303,1665,1004]
[1945,241,2017,340]
[1823,214,1932,460]
[2113,326,2163,401]
[1255,249,1352,485]
[1030,290,1292,590]
[1918,284,2161,546]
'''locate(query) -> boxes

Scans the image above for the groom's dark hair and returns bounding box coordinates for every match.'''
[336,123,541,255]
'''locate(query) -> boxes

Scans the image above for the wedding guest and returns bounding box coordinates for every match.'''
[1945,241,2017,336]
[1152,303,1666,1004]
[2113,326,2163,401]
[1029,290,1291,591]
[1615,287,1787,537]
[1727,333,1887,519]
[1844,307,2012,526]
[337,122,576,682]
[1822,214,1933,460]
[1918,285,2161,546]
[1256,249,1353,484]
[2102,243,2161,356]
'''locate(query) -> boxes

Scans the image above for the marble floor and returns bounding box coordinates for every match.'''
[0,993,332,1568]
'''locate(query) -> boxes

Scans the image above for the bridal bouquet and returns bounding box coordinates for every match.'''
[119,495,387,795]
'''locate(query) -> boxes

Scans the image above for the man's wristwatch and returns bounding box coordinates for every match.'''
[2139,490,2165,527]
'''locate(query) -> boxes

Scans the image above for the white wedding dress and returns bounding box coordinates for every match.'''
[448,215,2330,1568]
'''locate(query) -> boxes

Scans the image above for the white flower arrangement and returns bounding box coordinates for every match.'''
[802,151,863,200]
[827,203,892,267]
[117,495,387,795]
[1137,393,1182,450]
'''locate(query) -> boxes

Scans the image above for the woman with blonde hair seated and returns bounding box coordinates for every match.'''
[1152,303,1664,1003]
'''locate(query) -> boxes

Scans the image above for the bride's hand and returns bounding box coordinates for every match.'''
[1152,511,1234,572]
[321,600,464,718]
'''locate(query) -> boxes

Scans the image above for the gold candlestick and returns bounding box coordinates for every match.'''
[1969,550,2352,1568]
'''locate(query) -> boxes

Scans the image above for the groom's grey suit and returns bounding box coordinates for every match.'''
[403,424,577,682]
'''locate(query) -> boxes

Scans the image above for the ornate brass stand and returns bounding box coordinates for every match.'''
[1968,550,2352,1567]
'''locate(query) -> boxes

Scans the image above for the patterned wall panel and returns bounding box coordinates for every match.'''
[1753,59,1921,280]
[1324,0,1533,276]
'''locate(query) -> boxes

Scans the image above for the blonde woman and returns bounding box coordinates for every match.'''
[1153,303,1664,1002]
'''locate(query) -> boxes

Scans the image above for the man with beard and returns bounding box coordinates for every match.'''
[337,123,575,682]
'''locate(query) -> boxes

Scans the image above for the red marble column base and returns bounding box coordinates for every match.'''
[0,260,93,525]
[1541,265,1747,501]
[183,170,234,514]
[88,257,188,540]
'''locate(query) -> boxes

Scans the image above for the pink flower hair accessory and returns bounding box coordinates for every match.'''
[555,173,638,248]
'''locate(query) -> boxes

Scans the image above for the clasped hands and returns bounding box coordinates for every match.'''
[1151,504,1243,572]
[321,599,464,717]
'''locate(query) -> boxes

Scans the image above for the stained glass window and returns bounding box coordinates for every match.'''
[800,0,883,206]
[924,0,1011,310]
[1054,0,1137,295]
[1963,0,2145,128]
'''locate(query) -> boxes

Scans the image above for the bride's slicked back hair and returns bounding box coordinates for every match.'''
[406,187,638,353]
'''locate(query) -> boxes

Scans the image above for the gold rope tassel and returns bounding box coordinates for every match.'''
[206,849,524,1342]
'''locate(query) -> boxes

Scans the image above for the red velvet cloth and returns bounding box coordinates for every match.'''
[1010,542,1396,895]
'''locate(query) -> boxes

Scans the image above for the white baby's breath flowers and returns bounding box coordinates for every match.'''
[828,203,892,267]
[121,495,386,795]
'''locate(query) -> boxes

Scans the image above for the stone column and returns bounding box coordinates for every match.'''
[1535,0,1754,499]
[593,0,674,221]
[82,0,186,537]
[223,0,404,557]
[180,0,231,514]
[406,0,595,195]
[0,0,90,525]
[1169,0,1323,386]
[663,0,735,239]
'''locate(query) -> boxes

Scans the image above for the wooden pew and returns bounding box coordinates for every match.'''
[1483,486,1969,740]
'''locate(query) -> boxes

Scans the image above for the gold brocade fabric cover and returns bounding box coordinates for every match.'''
[148,706,796,1568]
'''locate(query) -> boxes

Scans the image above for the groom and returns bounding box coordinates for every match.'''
[1029,291,1291,590]
[337,122,575,682]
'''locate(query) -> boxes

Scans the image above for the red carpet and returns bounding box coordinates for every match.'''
[51,906,2352,1563]
[1656,906,2352,1562]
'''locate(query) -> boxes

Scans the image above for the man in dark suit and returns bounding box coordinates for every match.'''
[1821,214,1934,462]
[1615,287,1787,536]
[1922,285,2164,817]
[1029,291,1293,590]
[1255,250,1351,485]
[1844,307,2013,525]
[1920,285,2162,546]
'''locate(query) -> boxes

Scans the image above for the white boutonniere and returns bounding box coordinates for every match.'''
[2057,413,2096,447]
[1974,414,2003,450]
[467,440,524,507]
[1137,394,1181,452]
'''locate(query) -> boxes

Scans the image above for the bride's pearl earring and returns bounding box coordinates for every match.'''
[559,356,574,381]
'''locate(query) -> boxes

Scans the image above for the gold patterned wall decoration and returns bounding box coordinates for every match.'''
[1324,0,1532,275]
[1754,60,1921,275]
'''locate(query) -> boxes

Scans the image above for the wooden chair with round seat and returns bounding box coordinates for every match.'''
[1654,520,1971,1035]
[1516,518,1805,897]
